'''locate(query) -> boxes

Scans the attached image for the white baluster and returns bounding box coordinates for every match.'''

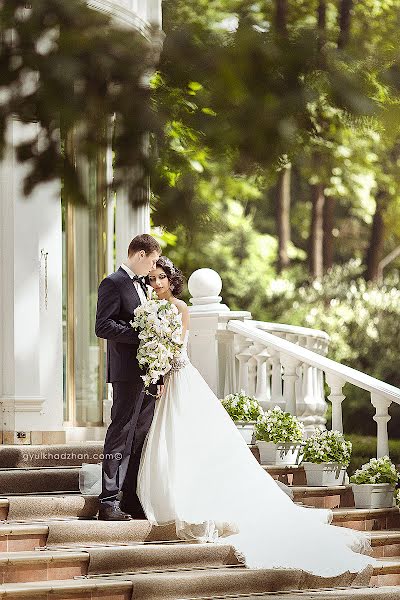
[236,337,253,394]
[325,373,346,433]
[255,345,271,410]
[268,348,285,410]
[371,393,392,458]
[281,354,300,415]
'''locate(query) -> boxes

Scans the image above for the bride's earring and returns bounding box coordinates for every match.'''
[170,284,175,291]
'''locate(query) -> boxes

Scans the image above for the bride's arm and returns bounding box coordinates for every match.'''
[175,300,190,340]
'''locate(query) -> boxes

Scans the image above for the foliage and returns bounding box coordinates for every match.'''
[262,260,400,435]
[302,430,352,466]
[0,0,160,203]
[221,391,264,422]
[348,435,400,475]
[350,456,399,486]
[255,406,304,444]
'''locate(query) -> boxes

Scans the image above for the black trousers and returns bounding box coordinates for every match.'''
[100,380,155,515]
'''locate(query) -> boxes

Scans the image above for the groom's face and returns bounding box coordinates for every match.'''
[136,250,160,276]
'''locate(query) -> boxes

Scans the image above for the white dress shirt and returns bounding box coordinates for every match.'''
[120,263,147,304]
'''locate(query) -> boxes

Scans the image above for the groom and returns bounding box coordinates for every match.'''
[95,233,162,520]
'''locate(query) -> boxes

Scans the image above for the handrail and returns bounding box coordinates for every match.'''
[228,320,400,404]
[255,321,330,341]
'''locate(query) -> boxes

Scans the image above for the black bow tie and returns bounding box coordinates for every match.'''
[132,274,147,296]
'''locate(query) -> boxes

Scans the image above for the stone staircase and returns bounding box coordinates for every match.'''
[1,444,400,599]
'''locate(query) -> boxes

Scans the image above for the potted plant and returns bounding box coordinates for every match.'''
[301,430,352,486]
[255,406,304,466]
[350,456,399,509]
[221,391,264,443]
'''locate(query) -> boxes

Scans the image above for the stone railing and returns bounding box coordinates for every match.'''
[228,320,400,457]
[241,322,329,435]
[187,268,400,451]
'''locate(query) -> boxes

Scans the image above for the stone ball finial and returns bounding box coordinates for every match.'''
[188,268,229,312]
[188,268,222,298]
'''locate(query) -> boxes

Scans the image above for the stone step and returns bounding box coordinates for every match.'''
[0,444,103,469]
[0,564,372,599]
[96,564,372,598]
[371,530,400,558]
[4,519,400,562]
[0,578,132,598]
[292,485,354,509]
[372,558,400,586]
[0,524,48,552]
[263,464,307,486]
[332,507,400,531]
[0,468,80,495]
[0,494,98,522]
[199,589,400,600]
[0,543,241,583]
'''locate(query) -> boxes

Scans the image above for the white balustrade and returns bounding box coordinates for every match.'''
[228,319,400,459]
[187,267,400,457]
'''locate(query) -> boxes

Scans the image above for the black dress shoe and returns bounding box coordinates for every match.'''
[119,503,146,520]
[98,500,132,521]
[120,497,147,520]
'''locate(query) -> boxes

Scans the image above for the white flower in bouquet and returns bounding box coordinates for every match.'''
[131,294,183,387]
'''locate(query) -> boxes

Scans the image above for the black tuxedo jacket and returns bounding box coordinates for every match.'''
[95,267,143,383]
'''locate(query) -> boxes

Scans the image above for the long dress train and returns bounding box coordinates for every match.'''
[137,333,376,577]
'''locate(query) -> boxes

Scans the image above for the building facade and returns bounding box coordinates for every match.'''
[0,0,162,445]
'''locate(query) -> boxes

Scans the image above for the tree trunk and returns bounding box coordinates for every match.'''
[323,196,335,271]
[275,0,288,35]
[365,190,387,282]
[317,0,326,51]
[309,183,325,278]
[276,165,291,273]
[338,0,353,49]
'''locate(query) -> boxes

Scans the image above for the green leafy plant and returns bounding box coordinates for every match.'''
[255,406,303,444]
[221,391,263,422]
[302,430,352,466]
[350,456,400,486]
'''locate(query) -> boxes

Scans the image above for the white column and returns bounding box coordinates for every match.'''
[0,120,63,443]
[371,392,392,458]
[187,269,251,396]
[187,313,220,395]
[115,187,150,268]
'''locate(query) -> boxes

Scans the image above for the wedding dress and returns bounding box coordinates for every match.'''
[137,331,376,577]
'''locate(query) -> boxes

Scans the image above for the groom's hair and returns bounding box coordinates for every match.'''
[128,234,161,256]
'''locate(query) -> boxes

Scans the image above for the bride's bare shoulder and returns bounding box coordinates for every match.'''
[172,298,188,315]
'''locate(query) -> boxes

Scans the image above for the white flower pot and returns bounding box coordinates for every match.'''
[351,483,395,509]
[303,462,346,486]
[256,441,303,465]
[256,441,277,465]
[235,421,255,444]
[275,442,303,466]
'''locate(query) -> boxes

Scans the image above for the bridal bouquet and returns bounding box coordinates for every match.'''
[131,295,183,387]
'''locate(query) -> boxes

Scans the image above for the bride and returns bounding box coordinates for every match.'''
[137,256,376,578]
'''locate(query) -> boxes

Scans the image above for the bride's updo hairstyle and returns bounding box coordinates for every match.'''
[156,256,185,296]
